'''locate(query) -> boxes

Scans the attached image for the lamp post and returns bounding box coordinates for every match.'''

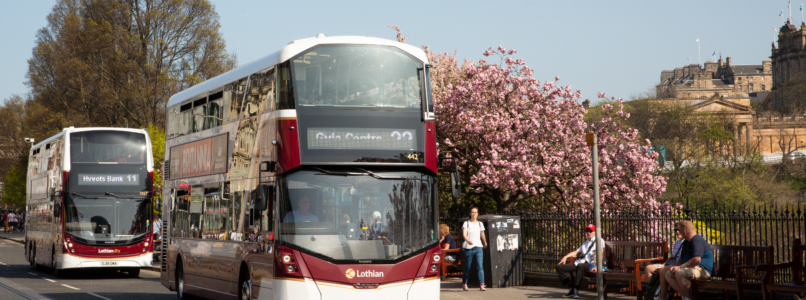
[586,133,603,300]
[24,138,35,148]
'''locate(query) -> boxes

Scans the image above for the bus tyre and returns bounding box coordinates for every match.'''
[239,268,252,300]
[32,246,41,272]
[52,247,61,277]
[176,259,189,300]
[27,243,33,267]
[128,268,140,278]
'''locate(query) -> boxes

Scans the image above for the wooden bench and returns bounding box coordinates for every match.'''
[689,245,774,300]
[570,241,669,299]
[441,236,462,281]
[757,238,806,300]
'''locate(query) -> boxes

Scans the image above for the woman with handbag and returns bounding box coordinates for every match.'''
[461,207,488,291]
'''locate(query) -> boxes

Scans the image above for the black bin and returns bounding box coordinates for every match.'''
[460,214,524,288]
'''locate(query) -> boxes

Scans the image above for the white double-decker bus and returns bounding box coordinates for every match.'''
[25,127,155,277]
[159,34,446,300]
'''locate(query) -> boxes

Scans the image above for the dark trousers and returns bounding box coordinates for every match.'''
[557,262,591,288]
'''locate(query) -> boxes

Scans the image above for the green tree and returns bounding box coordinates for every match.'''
[2,158,29,209]
[147,123,165,213]
[27,0,237,128]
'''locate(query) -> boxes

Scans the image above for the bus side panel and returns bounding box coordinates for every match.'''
[277,117,300,173]
[273,278,319,300]
[406,277,440,300]
[424,121,437,174]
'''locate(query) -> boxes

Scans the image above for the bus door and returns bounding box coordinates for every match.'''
[250,163,275,293]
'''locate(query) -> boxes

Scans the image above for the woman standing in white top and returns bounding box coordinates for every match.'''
[461,207,488,291]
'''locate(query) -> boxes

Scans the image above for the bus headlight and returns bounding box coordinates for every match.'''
[430,264,438,272]
[70,249,75,253]
[433,254,441,262]
[282,254,292,263]
[286,265,295,273]
[145,242,149,247]
[68,243,73,248]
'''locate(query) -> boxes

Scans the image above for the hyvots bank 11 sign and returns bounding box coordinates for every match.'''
[307,127,417,150]
[169,133,228,179]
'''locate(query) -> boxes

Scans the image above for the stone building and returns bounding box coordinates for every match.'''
[653,53,806,156]
[770,20,806,110]
[657,57,772,100]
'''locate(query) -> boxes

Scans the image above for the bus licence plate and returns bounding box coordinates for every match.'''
[101,262,117,266]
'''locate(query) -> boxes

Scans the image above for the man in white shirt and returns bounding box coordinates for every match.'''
[283,197,319,223]
[556,224,606,299]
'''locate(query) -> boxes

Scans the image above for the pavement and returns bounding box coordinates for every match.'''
[0,229,24,243]
[0,230,785,299]
[439,277,636,300]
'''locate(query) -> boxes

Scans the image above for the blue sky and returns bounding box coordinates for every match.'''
[0,1,795,105]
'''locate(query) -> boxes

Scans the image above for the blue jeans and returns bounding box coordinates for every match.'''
[462,247,484,284]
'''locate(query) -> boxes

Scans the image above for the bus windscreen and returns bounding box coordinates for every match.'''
[70,131,147,164]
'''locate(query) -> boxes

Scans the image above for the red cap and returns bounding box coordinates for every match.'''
[585,224,595,231]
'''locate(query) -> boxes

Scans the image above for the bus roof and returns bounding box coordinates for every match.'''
[31,127,147,149]
[166,35,429,109]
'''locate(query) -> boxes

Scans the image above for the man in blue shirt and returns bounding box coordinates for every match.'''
[664,220,713,300]
[283,197,319,222]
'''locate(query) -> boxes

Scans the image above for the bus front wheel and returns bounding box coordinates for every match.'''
[239,266,251,300]
[176,259,189,300]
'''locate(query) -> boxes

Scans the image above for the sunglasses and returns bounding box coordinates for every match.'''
[585,230,594,233]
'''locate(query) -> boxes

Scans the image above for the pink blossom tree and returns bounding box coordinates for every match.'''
[429,46,667,210]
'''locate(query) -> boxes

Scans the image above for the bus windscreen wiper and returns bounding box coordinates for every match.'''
[105,192,121,198]
[71,192,97,199]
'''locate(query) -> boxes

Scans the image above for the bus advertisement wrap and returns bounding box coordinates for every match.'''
[169,133,228,179]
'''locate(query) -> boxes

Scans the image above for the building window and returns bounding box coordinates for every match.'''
[749,77,753,81]
[762,84,766,91]
[762,76,765,80]
[750,84,754,92]
[738,77,742,81]
[739,85,743,92]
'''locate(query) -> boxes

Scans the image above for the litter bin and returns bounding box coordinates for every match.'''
[460,214,524,288]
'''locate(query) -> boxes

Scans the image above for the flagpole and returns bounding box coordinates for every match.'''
[697,39,701,65]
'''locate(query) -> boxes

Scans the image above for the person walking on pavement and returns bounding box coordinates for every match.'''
[461,206,488,291]
[3,210,9,232]
[556,224,606,299]
[7,211,18,233]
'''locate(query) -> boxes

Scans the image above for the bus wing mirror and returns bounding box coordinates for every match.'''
[254,184,272,211]
[450,171,462,199]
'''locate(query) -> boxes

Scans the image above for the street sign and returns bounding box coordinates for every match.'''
[586,133,595,147]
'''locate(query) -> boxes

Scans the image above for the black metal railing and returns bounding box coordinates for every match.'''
[440,204,805,282]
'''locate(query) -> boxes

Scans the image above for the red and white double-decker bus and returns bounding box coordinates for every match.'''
[25,127,155,277]
[159,34,446,300]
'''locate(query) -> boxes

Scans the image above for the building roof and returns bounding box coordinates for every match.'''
[731,65,764,75]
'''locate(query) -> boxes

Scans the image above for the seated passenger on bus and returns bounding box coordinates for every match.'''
[283,197,319,222]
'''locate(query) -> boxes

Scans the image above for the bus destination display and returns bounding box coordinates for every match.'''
[307,127,417,150]
[78,174,140,186]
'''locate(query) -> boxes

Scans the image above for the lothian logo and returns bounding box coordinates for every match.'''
[98,249,120,254]
[345,268,356,279]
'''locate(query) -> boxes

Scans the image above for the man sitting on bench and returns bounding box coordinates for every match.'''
[557,224,605,299]
[663,220,713,300]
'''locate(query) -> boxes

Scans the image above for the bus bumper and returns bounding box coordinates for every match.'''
[58,252,153,269]
[269,277,439,300]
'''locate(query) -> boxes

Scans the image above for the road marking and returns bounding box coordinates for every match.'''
[88,292,111,300]
[43,278,56,283]
[61,284,80,290]
[28,272,36,276]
